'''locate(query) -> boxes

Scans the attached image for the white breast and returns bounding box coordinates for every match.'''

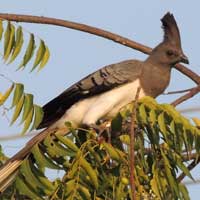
[54,79,146,128]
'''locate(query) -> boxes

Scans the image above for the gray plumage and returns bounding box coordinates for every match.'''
[38,60,142,128]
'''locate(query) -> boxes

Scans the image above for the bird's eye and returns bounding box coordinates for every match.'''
[166,50,174,56]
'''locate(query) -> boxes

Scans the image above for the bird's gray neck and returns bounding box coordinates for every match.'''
[140,60,172,98]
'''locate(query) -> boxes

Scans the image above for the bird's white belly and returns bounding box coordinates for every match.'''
[55,79,146,128]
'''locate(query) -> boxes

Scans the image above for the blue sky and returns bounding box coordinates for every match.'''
[0,1,200,199]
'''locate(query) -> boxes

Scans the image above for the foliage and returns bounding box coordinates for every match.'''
[0,82,44,134]
[2,97,199,199]
[0,20,50,132]
[0,20,50,71]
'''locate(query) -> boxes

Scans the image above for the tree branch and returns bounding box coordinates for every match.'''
[163,87,194,95]
[171,85,200,106]
[129,87,141,200]
[0,13,199,85]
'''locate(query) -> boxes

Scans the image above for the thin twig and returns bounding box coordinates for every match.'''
[0,131,38,141]
[171,85,200,107]
[0,13,199,85]
[129,87,141,200]
[179,107,200,114]
[163,87,194,95]
[0,74,14,83]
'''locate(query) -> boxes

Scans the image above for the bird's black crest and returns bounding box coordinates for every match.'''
[161,12,181,47]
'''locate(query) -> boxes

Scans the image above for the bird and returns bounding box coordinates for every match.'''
[0,12,189,192]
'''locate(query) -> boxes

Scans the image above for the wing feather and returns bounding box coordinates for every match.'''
[38,59,142,128]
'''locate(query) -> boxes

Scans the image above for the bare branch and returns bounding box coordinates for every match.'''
[163,87,194,95]
[171,85,200,107]
[0,131,38,141]
[179,107,200,114]
[0,13,199,85]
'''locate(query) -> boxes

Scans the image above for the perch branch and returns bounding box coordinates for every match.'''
[0,13,199,85]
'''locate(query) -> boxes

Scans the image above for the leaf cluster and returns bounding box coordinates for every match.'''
[1,20,50,71]
[0,82,44,134]
[3,97,199,200]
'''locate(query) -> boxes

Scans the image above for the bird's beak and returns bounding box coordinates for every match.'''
[180,53,189,64]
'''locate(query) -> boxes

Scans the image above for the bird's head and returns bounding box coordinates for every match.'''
[147,12,189,66]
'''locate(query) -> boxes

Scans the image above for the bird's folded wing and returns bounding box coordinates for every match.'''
[38,59,143,128]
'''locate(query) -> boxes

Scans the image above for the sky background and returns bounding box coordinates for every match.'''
[0,1,200,199]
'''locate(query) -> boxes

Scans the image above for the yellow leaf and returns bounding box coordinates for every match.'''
[0,92,3,100]
[192,117,200,127]
[0,84,14,105]
[38,45,50,71]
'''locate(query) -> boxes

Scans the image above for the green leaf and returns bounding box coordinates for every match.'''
[150,178,161,199]
[102,142,121,161]
[139,104,147,124]
[111,113,123,132]
[149,109,157,125]
[20,159,53,195]
[31,144,61,170]
[21,107,34,135]
[19,33,35,69]
[0,20,3,40]
[161,150,180,198]
[158,112,167,135]
[179,183,190,200]
[15,176,44,200]
[21,93,33,123]
[38,45,50,71]
[31,40,45,71]
[55,134,79,152]
[31,105,44,130]
[10,94,24,125]
[8,26,24,64]
[65,180,76,197]
[4,22,11,59]
[78,185,91,199]
[175,154,194,181]
[4,23,15,61]
[30,162,56,191]
[80,157,98,189]
[192,117,200,127]
[44,135,74,157]
[0,84,14,105]
[11,83,24,108]
[119,135,130,145]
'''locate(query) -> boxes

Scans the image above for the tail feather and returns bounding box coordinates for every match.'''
[0,126,69,193]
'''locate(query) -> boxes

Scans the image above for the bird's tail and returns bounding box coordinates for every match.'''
[0,126,69,193]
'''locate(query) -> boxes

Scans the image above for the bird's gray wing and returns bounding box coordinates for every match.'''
[38,59,143,128]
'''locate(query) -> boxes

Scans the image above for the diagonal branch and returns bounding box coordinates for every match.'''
[171,85,200,106]
[0,13,199,85]
[163,87,195,95]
